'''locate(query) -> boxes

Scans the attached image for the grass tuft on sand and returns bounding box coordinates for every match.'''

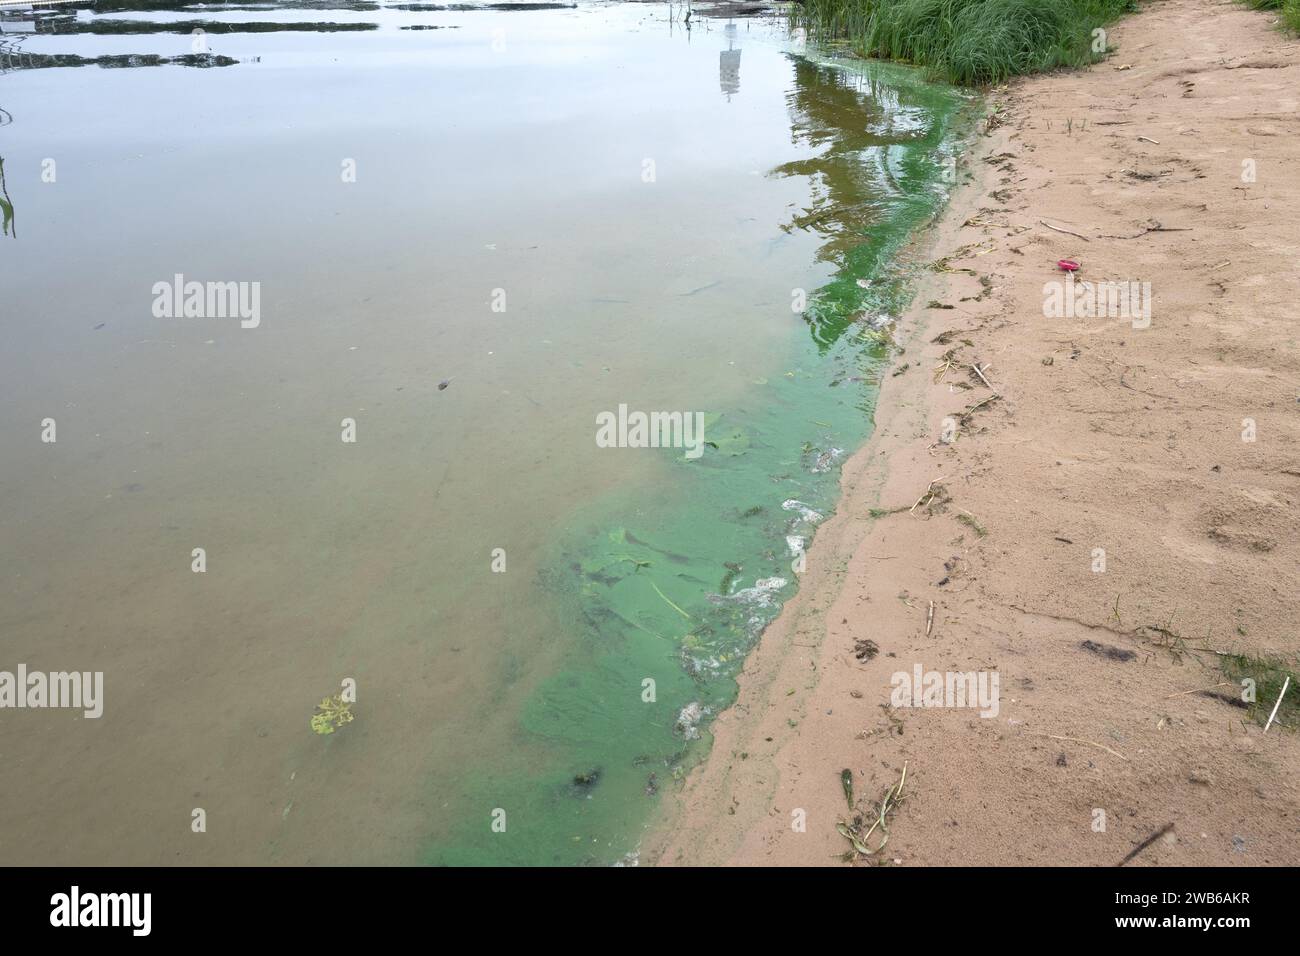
[793,0,1139,86]
[1241,0,1300,32]
[1220,652,1298,730]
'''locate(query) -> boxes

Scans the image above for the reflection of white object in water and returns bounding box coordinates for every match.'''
[719,50,741,98]
[719,21,741,99]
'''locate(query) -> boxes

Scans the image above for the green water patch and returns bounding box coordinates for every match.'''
[426,54,976,867]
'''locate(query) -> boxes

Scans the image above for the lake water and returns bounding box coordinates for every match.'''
[0,0,969,864]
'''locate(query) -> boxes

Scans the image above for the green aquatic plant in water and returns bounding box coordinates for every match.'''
[311,694,354,735]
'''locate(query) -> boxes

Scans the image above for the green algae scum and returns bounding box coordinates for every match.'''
[426,51,973,866]
[0,2,970,865]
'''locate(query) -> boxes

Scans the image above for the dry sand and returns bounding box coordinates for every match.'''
[649,0,1300,866]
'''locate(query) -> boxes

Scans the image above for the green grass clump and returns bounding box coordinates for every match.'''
[1220,652,1299,730]
[1240,0,1300,31]
[794,0,1139,86]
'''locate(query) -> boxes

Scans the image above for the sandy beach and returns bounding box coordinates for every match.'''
[650,0,1300,866]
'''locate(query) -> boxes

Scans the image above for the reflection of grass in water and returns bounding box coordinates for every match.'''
[773,56,972,349]
[0,157,15,239]
[1,52,239,71]
[49,19,380,36]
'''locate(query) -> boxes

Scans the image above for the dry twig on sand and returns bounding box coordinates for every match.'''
[1039,219,1090,241]
[970,362,998,393]
[1035,733,1128,761]
[910,478,948,514]
[1165,682,1230,699]
[836,763,909,860]
[1118,822,1175,867]
[1099,220,1193,240]
[961,395,1000,419]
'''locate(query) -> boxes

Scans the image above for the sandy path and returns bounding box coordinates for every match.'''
[648,0,1300,866]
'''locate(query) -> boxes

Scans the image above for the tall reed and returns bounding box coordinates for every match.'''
[793,0,1140,86]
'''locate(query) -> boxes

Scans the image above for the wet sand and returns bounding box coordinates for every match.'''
[649,0,1300,866]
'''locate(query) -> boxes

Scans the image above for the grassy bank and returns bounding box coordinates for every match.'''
[793,0,1139,86]
[1242,0,1300,31]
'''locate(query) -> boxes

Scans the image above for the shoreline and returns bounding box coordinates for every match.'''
[649,0,1300,866]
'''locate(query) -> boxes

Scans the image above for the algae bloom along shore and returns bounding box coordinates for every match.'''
[2,0,1297,885]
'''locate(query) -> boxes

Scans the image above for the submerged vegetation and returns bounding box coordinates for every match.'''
[792,0,1139,86]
